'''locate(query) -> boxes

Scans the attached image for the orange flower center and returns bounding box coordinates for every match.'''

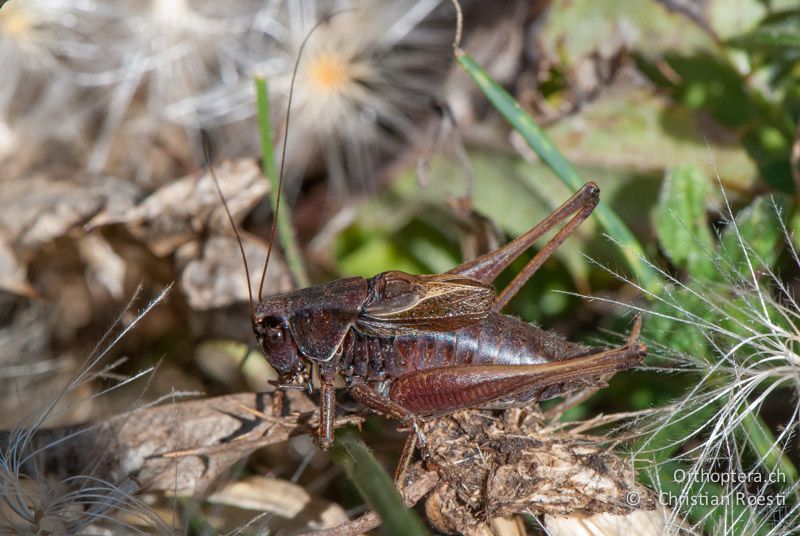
[0,6,32,37]
[309,53,350,92]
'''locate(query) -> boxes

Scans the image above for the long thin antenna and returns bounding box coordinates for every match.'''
[203,135,255,317]
[258,10,353,301]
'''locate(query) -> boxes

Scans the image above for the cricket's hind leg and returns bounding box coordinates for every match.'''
[346,378,429,484]
[387,334,646,416]
[447,182,599,311]
[377,335,644,485]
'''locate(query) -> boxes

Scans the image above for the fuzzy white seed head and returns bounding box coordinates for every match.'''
[0,0,93,120]
[178,0,452,194]
[593,191,800,535]
[78,0,265,179]
[276,0,451,194]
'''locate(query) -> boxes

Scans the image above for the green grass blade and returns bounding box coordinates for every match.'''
[641,461,773,536]
[456,52,662,295]
[740,411,798,488]
[331,427,429,536]
[729,28,800,50]
[254,77,310,288]
[633,402,775,535]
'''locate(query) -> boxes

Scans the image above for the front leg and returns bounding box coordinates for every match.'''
[317,369,336,450]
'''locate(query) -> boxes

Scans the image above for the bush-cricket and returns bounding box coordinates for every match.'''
[210,11,647,483]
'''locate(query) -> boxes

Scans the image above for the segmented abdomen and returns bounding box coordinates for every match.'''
[340,312,594,382]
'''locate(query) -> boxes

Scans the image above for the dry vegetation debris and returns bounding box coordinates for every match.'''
[421,408,658,534]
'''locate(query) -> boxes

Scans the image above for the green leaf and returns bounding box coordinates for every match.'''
[331,428,428,536]
[719,195,789,275]
[706,0,767,40]
[645,289,714,360]
[662,53,757,129]
[729,27,800,50]
[538,0,713,61]
[635,397,719,464]
[383,150,661,295]
[456,51,662,295]
[338,234,426,278]
[790,208,800,253]
[546,88,758,190]
[394,152,599,287]
[653,165,716,279]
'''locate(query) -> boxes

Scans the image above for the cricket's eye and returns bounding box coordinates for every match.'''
[264,326,284,348]
[255,316,298,374]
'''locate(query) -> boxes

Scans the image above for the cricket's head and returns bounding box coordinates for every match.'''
[252,301,312,390]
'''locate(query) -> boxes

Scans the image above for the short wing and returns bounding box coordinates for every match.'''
[358,271,495,337]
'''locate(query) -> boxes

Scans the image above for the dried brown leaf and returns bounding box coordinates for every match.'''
[0,172,141,250]
[177,233,291,310]
[117,159,267,257]
[207,475,349,529]
[488,515,527,536]
[0,119,15,163]
[0,233,36,297]
[77,234,126,300]
[3,391,362,496]
[544,507,671,536]
[103,115,194,190]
